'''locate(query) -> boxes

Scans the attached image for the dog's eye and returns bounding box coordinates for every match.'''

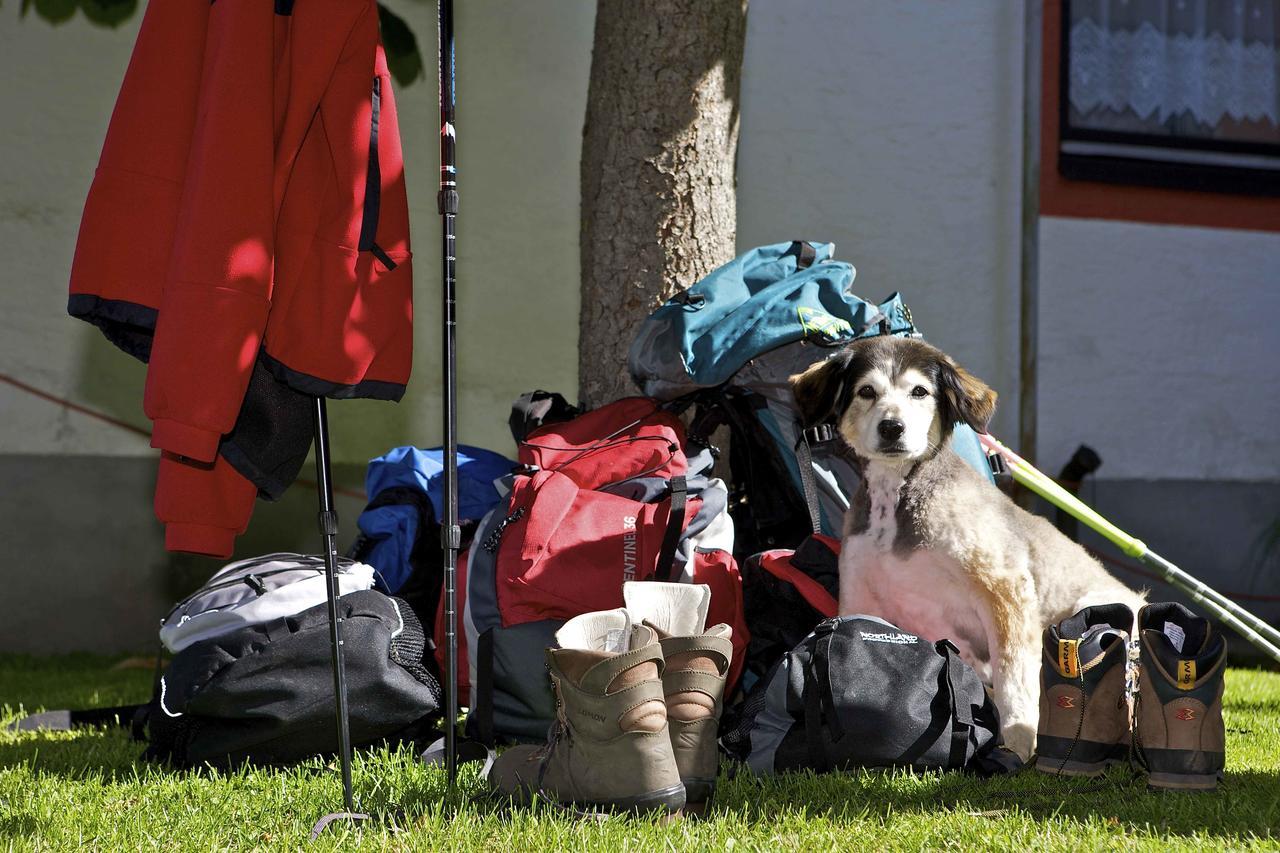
[856,385,876,400]
[910,386,930,399]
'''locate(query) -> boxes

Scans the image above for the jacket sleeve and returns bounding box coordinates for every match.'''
[155,452,258,559]
[142,1,277,463]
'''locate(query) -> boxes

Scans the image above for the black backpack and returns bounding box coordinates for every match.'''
[13,590,441,768]
[144,590,441,767]
[723,615,1012,775]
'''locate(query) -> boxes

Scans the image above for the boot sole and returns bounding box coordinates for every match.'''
[1033,756,1119,777]
[1146,771,1220,792]
[682,779,717,815]
[587,783,688,815]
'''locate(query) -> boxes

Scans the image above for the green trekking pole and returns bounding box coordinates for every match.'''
[979,433,1280,665]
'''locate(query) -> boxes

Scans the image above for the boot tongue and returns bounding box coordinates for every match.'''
[556,608,633,653]
[1077,624,1127,664]
[623,582,710,637]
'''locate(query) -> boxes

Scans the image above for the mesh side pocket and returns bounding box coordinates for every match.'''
[389,596,443,707]
[720,676,769,762]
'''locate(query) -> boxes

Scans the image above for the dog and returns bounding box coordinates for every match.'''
[790,336,1144,761]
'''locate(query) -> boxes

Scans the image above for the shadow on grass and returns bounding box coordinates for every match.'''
[711,764,1280,842]
[0,725,460,818]
[5,727,1277,842]
[0,726,155,782]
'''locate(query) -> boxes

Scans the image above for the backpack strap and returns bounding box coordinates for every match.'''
[795,425,834,535]
[801,668,830,773]
[6,705,147,734]
[655,475,688,581]
[940,640,975,768]
[471,628,496,748]
[801,624,843,772]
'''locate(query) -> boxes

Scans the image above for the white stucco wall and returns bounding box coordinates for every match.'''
[736,0,1027,442]
[0,1,594,462]
[1038,217,1280,482]
[3,1,1275,488]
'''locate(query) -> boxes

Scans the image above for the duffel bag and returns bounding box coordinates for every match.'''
[723,614,1007,775]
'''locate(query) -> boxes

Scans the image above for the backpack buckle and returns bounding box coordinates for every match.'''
[801,423,836,446]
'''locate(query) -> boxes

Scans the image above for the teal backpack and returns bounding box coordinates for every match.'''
[629,240,993,556]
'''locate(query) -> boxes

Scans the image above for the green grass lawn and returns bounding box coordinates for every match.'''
[1,655,1277,851]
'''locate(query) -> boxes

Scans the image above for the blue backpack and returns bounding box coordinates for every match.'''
[629,240,992,555]
[353,445,516,594]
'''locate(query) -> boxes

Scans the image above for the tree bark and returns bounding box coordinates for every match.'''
[579,0,748,408]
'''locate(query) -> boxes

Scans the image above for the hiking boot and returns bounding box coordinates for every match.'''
[624,582,733,810]
[1035,603,1134,776]
[1134,602,1227,791]
[487,608,685,814]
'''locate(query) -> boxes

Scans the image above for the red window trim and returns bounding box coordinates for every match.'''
[1040,0,1280,233]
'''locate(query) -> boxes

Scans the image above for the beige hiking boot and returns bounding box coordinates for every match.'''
[1035,603,1134,776]
[487,608,686,814]
[624,582,733,809]
[1134,602,1227,791]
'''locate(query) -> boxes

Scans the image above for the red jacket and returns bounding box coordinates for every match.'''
[69,0,413,556]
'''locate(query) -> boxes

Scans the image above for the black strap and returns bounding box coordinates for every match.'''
[7,705,146,734]
[685,403,726,449]
[813,627,844,742]
[473,628,496,748]
[794,429,825,535]
[655,476,687,581]
[795,241,818,269]
[941,641,974,768]
[801,662,830,773]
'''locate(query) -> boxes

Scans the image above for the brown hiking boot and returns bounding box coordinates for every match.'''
[487,609,686,814]
[1134,602,1227,791]
[624,582,733,809]
[1035,603,1134,776]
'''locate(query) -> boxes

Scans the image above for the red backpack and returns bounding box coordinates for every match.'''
[738,535,841,690]
[436,397,747,743]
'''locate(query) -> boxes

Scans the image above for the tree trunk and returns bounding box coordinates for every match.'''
[579,0,748,408]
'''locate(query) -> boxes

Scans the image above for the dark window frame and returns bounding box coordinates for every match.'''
[1058,0,1280,197]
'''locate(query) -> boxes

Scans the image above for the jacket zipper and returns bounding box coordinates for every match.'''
[357,75,396,270]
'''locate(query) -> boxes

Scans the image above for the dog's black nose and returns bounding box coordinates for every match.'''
[878,419,905,442]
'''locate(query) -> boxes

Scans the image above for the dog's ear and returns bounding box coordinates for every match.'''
[790,346,857,427]
[936,356,998,432]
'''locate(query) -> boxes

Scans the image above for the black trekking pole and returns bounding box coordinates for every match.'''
[308,397,369,838]
[437,0,462,786]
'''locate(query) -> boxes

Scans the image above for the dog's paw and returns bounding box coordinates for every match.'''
[1001,721,1037,763]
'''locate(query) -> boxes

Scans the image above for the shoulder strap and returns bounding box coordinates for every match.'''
[7,705,147,735]
[801,662,831,773]
[471,628,496,747]
[795,427,832,535]
[655,475,688,581]
[940,640,974,768]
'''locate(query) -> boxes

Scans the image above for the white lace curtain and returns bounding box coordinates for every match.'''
[1068,0,1280,141]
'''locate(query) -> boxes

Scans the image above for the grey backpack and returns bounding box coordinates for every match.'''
[722,615,1010,775]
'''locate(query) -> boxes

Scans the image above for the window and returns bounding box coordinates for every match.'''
[1059,0,1280,196]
